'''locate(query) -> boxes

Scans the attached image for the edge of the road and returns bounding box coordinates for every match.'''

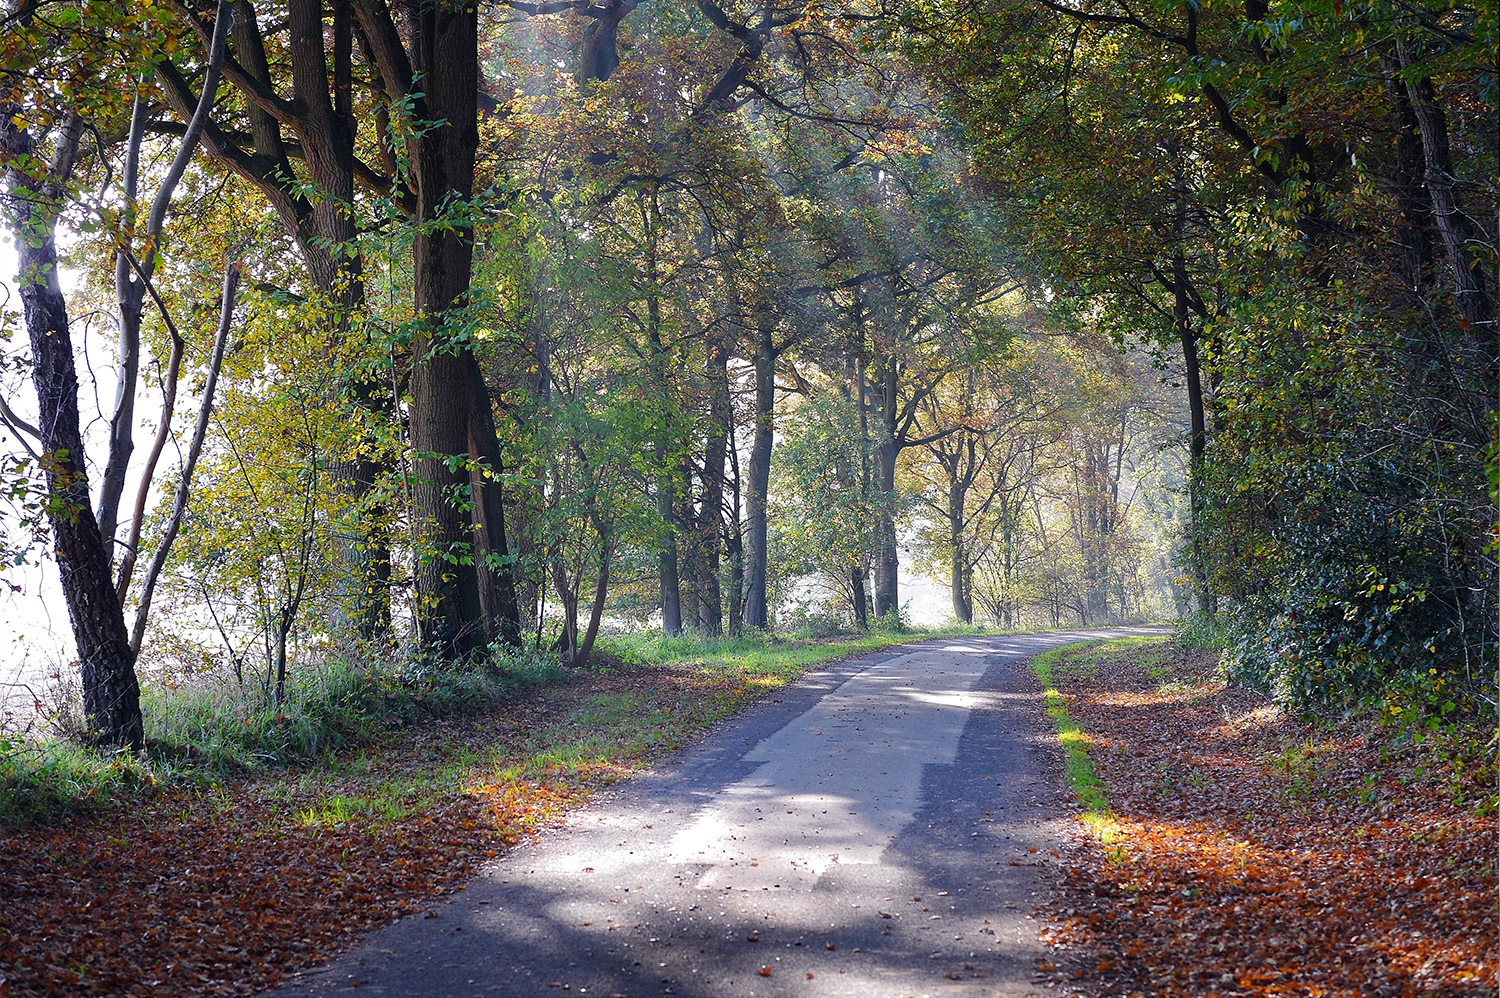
[513,626,1174,848]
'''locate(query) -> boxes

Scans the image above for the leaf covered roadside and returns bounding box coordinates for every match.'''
[1034,639,1495,997]
[0,659,792,998]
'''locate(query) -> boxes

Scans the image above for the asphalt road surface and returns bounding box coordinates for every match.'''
[266,628,1164,998]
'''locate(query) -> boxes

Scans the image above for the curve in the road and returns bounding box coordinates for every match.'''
[266,627,1165,998]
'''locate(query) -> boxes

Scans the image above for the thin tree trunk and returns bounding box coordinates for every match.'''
[696,340,728,636]
[1397,41,1496,337]
[873,355,899,620]
[573,529,613,668]
[850,568,869,631]
[742,320,775,630]
[1173,247,1214,616]
[727,426,744,637]
[130,263,240,653]
[948,483,971,624]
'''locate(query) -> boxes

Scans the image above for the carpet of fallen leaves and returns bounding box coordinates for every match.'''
[0,664,748,998]
[1036,641,1497,998]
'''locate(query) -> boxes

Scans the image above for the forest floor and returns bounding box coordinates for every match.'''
[1033,638,1497,998]
[0,634,1493,998]
[0,642,839,998]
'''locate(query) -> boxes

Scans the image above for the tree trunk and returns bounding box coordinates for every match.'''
[948,483,972,624]
[727,429,744,637]
[467,355,522,647]
[696,341,729,636]
[157,0,393,641]
[573,528,613,668]
[644,191,681,636]
[850,567,869,631]
[742,321,776,629]
[1174,248,1215,617]
[657,478,682,635]
[872,355,899,620]
[549,549,579,662]
[873,435,898,620]
[3,114,143,748]
[1397,40,1496,338]
[406,0,486,660]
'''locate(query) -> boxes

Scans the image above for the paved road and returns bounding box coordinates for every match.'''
[267,628,1163,998]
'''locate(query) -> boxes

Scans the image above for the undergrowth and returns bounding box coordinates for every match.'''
[1,625,973,827]
[0,642,560,826]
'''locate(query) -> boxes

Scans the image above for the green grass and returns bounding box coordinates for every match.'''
[0,732,159,826]
[0,643,563,827]
[3,623,991,828]
[141,642,563,770]
[599,622,988,680]
[1029,640,1114,829]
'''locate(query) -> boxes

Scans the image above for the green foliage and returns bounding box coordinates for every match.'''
[906,0,1497,713]
[771,390,895,623]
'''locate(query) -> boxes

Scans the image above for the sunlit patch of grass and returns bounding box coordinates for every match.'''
[0,733,160,826]
[1031,641,1112,819]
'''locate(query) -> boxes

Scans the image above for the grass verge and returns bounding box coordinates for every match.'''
[1028,640,1111,820]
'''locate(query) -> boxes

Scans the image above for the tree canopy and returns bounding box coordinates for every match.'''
[0,0,1491,746]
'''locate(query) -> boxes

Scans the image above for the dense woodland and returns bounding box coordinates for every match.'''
[0,0,1492,749]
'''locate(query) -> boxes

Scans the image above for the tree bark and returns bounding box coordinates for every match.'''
[948,481,972,624]
[695,338,729,636]
[644,191,681,636]
[2,112,143,749]
[573,527,613,668]
[727,428,744,637]
[1173,247,1214,616]
[404,0,487,660]
[1397,40,1496,338]
[159,0,394,641]
[741,319,776,629]
[873,436,899,620]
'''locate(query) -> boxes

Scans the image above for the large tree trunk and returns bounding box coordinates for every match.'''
[741,321,775,630]
[406,0,488,660]
[3,114,143,749]
[368,0,523,659]
[157,0,393,641]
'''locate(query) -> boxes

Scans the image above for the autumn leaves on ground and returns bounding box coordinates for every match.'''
[1,634,1495,998]
[1034,639,1496,998]
[0,637,826,997]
